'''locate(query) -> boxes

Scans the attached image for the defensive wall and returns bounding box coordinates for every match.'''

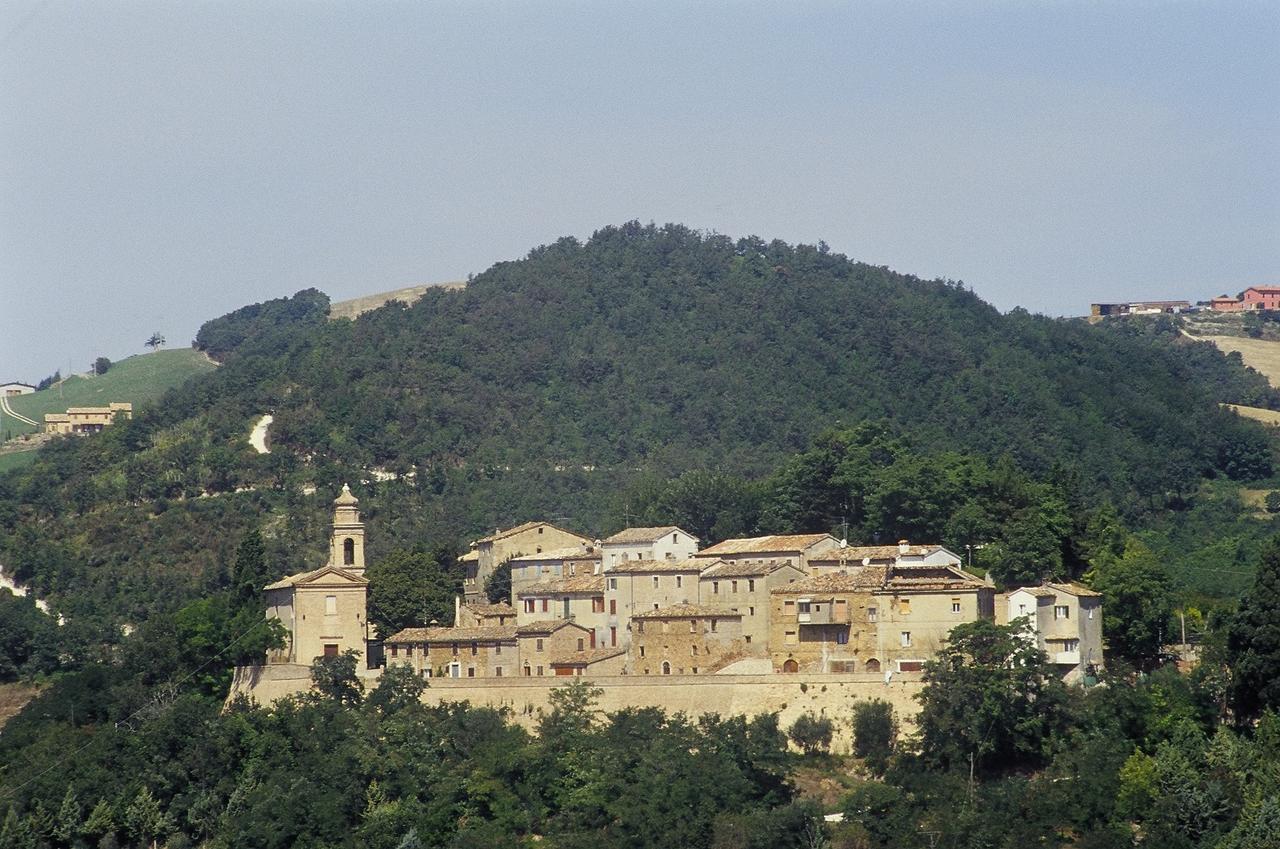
[229,664,924,753]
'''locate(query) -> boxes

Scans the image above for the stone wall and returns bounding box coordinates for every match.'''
[228,665,924,753]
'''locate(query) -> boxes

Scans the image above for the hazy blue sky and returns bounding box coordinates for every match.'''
[2,1,1277,381]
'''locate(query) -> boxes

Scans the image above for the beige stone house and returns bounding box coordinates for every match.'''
[604,558,704,649]
[696,559,805,653]
[769,564,993,674]
[550,647,627,676]
[507,544,601,601]
[515,574,608,647]
[693,533,841,571]
[43,402,132,435]
[600,526,699,569]
[384,624,518,678]
[516,619,597,677]
[1006,582,1103,682]
[264,484,369,667]
[459,521,591,603]
[631,604,746,675]
[454,600,517,628]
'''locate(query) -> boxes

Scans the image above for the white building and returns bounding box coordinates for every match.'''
[600,526,699,570]
[0,382,35,397]
[1006,582,1103,683]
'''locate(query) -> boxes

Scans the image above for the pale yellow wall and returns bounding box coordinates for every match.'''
[516,590,607,645]
[700,565,804,653]
[465,525,590,600]
[606,569,702,648]
[288,582,368,667]
[631,614,745,675]
[873,589,992,671]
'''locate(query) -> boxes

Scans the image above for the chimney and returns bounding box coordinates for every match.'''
[454,595,462,627]
[898,539,910,555]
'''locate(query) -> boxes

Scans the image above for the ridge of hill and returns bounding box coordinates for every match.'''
[2,223,1279,624]
[327,281,466,322]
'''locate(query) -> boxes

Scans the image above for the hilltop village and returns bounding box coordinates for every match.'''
[254,486,1103,691]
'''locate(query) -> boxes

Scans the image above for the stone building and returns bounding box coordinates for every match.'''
[459,521,591,603]
[516,619,597,677]
[264,484,370,667]
[631,604,745,675]
[808,541,962,573]
[43,402,133,435]
[454,600,517,628]
[696,559,805,653]
[384,624,518,678]
[600,526,699,570]
[693,533,841,572]
[507,544,601,600]
[1006,582,1103,682]
[515,574,608,646]
[604,558,704,649]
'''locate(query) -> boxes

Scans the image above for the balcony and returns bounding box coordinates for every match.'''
[1053,650,1081,666]
[796,599,848,625]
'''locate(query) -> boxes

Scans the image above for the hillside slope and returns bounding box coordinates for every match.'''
[1,223,1277,621]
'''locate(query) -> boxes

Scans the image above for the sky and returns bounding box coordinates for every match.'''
[1,1,1277,381]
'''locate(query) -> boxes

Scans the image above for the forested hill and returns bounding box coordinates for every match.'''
[191,222,1272,491]
[2,223,1278,626]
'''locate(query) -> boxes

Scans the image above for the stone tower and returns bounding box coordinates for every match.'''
[330,483,366,576]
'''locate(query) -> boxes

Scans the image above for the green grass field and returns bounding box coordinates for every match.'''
[1,349,217,442]
[0,449,38,474]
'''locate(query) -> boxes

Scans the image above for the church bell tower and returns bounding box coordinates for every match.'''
[330,483,366,576]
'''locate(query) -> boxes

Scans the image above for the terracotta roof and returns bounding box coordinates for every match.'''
[474,522,589,545]
[811,543,948,562]
[516,619,587,636]
[608,558,703,574]
[457,549,479,562]
[264,564,368,590]
[385,624,517,643]
[1046,581,1102,598]
[1010,586,1055,598]
[516,575,606,595]
[695,533,837,556]
[551,647,626,667]
[44,413,70,422]
[464,602,516,618]
[507,545,600,563]
[697,559,799,579]
[771,570,889,595]
[602,526,697,544]
[881,565,987,591]
[633,604,743,619]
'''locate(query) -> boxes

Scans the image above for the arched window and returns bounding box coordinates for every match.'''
[782,659,799,674]
[865,658,881,673]
[343,538,355,565]
[662,661,671,675]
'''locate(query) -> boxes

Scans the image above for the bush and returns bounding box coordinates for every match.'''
[788,712,834,755]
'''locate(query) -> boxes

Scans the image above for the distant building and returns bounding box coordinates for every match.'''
[697,559,806,653]
[1090,300,1191,317]
[808,540,963,573]
[1209,294,1244,312]
[264,484,370,667]
[43,402,132,435]
[0,382,34,397]
[1006,582,1103,682]
[507,543,601,600]
[631,604,746,675]
[605,558,706,649]
[693,533,841,572]
[1241,286,1280,311]
[458,521,591,603]
[515,574,608,647]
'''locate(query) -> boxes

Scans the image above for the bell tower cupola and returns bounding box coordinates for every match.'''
[330,483,366,576]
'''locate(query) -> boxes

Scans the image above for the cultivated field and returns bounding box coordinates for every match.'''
[328,281,465,321]
[1193,334,1280,389]
[1,348,217,441]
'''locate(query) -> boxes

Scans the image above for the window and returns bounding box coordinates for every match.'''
[1088,608,1094,620]
[343,537,355,565]
[951,599,962,614]
[577,638,585,651]
[609,578,617,590]
[495,666,503,677]
[538,526,543,534]
[712,581,719,594]
[798,601,811,614]
[653,576,660,588]
[745,635,751,644]
[390,645,399,658]
[451,643,459,656]
[784,630,797,645]
[689,619,697,633]
[524,599,535,613]
[406,645,413,657]
[610,627,617,646]
[676,575,682,588]
[470,643,478,655]
[524,665,531,676]
[835,629,849,645]
[710,618,718,632]
[673,533,678,543]
[592,596,604,613]
[749,606,755,616]
[900,631,912,647]
[325,595,337,615]
[732,580,738,593]
[784,600,796,615]
[639,645,646,658]
[495,644,502,655]
[662,661,671,675]
[323,644,339,657]
[1055,605,1070,620]
[536,639,544,652]
[899,599,911,615]
[653,603,659,610]
[636,622,645,634]
[541,599,549,613]
[535,546,541,553]
[691,645,698,656]
[609,599,617,614]
[467,667,475,678]
[748,580,755,592]
[536,665,544,676]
